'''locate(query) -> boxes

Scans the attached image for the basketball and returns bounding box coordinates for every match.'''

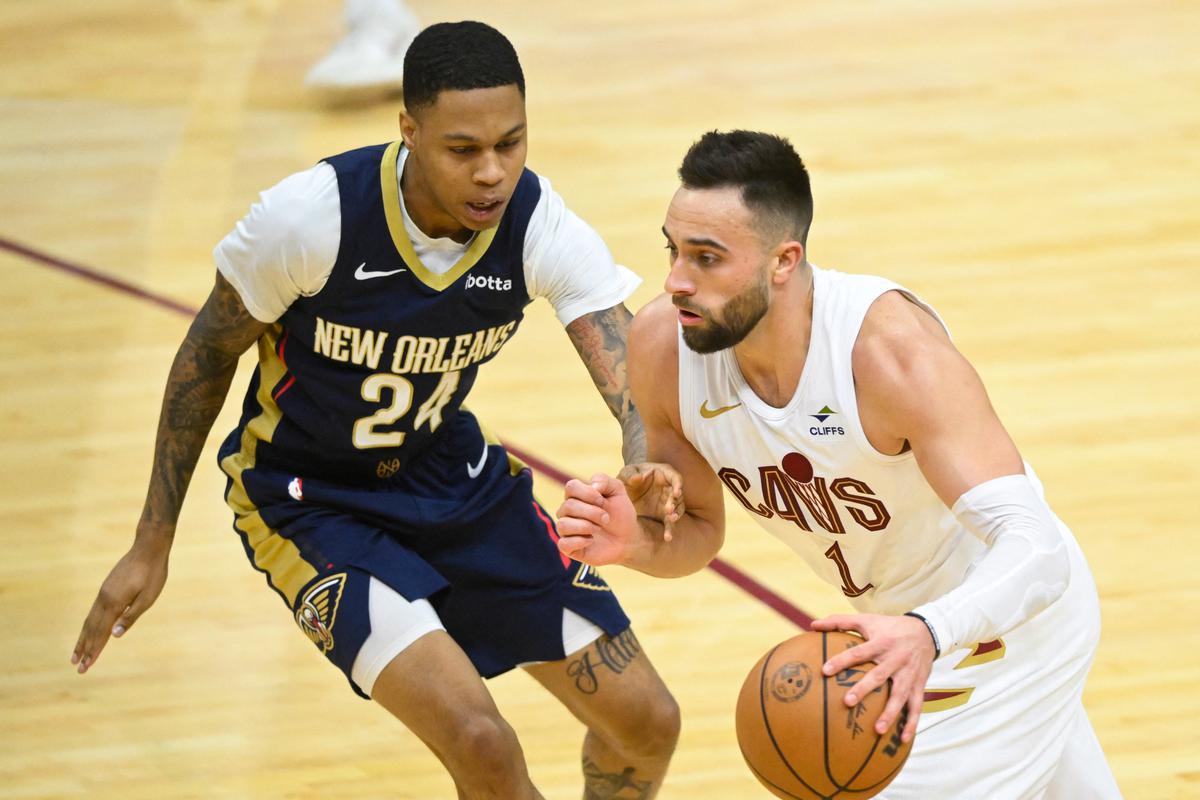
[735,631,913,799]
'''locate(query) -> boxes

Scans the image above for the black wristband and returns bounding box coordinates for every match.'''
[905,611,941,658]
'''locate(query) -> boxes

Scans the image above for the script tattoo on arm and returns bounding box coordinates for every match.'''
[141,273,268,529]
[565,628,643,695]
[566,304,646,464]
[582,755,653,800]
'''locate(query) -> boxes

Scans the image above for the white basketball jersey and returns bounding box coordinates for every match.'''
[680,265,1036,615]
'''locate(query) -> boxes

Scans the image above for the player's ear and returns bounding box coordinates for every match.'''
[399,110,418,149]
[772,241,804,284]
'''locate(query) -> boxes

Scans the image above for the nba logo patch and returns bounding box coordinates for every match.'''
[572,564,613,592]
[295,573,346,653]
[288,477,303,501]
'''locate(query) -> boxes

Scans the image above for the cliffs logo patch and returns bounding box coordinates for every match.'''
[572,564,613,592]
[295,573,346,653]
[808,405,845,436]
[811,405,837,422]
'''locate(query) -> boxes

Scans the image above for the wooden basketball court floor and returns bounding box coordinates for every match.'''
[2,1,1197,797]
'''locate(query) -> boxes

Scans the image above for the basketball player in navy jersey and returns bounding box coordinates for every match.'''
[558,131,1121,798]
[71,22,681,799]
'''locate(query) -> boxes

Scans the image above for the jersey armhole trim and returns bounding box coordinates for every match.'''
[676,325,697,446]
[842,287,937,465]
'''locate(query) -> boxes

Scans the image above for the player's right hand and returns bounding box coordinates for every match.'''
[556,473,641,567]
[812,612,935,744]
[71,533,171,674]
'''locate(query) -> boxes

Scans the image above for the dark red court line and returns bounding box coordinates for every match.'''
[0,235,197,317]
[2,234,814,631]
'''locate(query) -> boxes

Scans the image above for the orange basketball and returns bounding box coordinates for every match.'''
[735,631,914,799]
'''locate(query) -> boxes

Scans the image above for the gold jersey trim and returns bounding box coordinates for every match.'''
[921,687,974,714]
[953,638,1007,670]
[219,325,317,606]
[380,141,498,292]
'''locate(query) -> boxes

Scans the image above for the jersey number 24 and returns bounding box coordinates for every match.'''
[352,371,461,448]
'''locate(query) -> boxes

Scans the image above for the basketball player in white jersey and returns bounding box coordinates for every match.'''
[556,130,1122,798]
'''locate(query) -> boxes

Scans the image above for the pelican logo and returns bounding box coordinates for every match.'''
[700,400,742,419]
[572,563,614,592]
[295,573,346,653]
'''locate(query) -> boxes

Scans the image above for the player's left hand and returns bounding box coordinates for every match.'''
[616,462,684,541]
[810,613,935,744]
[557,473,641,566]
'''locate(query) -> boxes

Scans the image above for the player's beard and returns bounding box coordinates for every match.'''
[679,271,770,354]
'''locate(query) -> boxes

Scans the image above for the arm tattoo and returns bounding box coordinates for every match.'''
[141,275,267,528]
[566,305,646,463]
[582,756,653,800]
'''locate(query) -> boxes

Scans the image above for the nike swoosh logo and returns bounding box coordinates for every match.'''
[354,262,407,280]
[466,442,489,478]
[700,400,742,419]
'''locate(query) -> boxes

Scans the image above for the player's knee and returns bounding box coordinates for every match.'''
[446,714,525,780]
[606,686,681,760]
[645,690,682,756]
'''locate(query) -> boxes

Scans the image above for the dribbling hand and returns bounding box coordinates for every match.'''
[810,613,935,744]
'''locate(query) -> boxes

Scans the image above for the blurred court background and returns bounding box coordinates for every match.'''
[2,1,1198,797]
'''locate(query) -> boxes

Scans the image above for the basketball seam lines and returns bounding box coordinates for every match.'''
[759,643,831,799]
[821,632,899,797]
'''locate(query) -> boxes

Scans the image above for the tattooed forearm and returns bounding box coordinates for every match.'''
[582,756,653,800]
[566,629,643,694]
[142,341,239,527]
[164,352,237,430]
[620,420,646,467]
[566,304,646,463]
[566,305,634,419]
[139,274,267,530]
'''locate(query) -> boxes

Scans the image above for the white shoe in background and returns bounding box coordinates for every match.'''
[305,0,419,96]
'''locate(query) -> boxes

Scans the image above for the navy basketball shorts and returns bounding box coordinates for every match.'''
[218,411,630,698]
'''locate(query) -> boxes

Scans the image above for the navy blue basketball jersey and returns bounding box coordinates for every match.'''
[224,141,541,484]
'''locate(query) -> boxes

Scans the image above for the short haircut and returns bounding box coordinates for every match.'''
[402,21,526,112]
[679,130,813,245]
